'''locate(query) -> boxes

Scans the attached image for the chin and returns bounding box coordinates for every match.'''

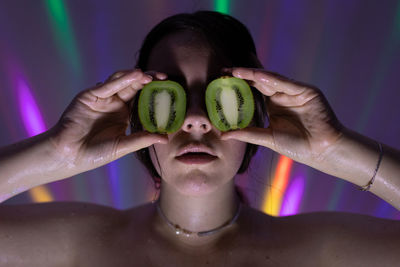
[173,171,225,197]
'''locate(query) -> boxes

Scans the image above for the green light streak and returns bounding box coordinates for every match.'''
[326,180,345,210]
[44,0,82,76]
[356,1,400,132]
[394,0,400,42]
[44,0,84,200]
[214,0,230,14]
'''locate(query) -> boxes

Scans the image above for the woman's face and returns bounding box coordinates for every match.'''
[147,31,247,196]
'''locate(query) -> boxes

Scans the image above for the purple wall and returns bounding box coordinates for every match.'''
[1,0,399,219]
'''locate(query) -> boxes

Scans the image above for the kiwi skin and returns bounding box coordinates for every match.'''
[138,80,186,134]
[205,76,254,132]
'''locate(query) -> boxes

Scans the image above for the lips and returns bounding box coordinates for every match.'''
[175,152,218,164]
[175,144,218,164]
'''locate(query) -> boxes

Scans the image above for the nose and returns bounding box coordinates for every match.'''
[182,101,212,134]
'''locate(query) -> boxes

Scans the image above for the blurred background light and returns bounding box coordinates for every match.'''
[280,176,305,216]
[262,155,293,216]
[214,0,230,14]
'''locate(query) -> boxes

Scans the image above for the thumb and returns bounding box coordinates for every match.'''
[116,131,168,157]
[221,127,275,149]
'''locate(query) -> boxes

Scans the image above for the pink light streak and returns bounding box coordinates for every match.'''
[2,36,53,203]
[16,78,46,136]
[280,175,305,216]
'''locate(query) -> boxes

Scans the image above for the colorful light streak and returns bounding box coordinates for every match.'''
[44,0,82,77]
[261,155,293,216]
[92,3,123,207]
[16,79,46,136]
[16,78,52,202]
[326,180,346,211]
[280,176,305,216]
[3,0,86,204]
[356,1,400,216]
[44,0,89,202]
[315,2,360,212]
[256,1,303,216]
[28,185,53,203]
[214,0,230,14]
[395,1,400,42]
[10,65,53,202]
[356,1,400,133]
[107,162,122,209]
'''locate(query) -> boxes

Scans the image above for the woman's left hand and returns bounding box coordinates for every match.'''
[221,67,344,167]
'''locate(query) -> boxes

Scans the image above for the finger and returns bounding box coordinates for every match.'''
[117,72,164,103]
[221,127,275,149]
[220,67,275,96]
[144,70,168,80]
[231,67,306,96]
[257,83,277,96]
[115,87,134,103]
[116,131,168,157]
[104,70,130,83]
[269,89,319,107]
[93,69,152,98]
[78,90,125,112]
[116,86,138,103]
[117,70,169,103]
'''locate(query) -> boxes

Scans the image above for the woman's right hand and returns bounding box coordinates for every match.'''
[48,69,168,174]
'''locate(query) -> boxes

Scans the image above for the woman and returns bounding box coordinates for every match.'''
[0,11,399,266]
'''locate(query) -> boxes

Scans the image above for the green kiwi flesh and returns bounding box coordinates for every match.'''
[138,80,186,133]
[205,76,254,132]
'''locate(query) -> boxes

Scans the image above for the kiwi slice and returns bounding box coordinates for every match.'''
[205,76,254,132]
[138,80,186,133]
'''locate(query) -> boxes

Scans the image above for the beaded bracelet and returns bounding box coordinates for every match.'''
[359,142,383,191]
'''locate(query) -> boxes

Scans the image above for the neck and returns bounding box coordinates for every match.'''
[154,179,241,248]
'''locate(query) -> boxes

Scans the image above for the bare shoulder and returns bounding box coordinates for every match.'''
[0,201,123,266]
[0,200,120,217]
[230,206,400,266]
[0,201,123,231]
[279,210,400,238]
[277,211,400,266]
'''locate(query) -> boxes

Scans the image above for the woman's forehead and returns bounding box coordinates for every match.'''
[146,31,229,80]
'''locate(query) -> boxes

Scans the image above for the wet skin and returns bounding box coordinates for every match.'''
[146,31,248,249]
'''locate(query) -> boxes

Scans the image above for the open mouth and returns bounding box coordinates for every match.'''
[175,152,218,164]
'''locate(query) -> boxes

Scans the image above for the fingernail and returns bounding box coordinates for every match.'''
[158,73,167,80]
[233,70,243,78]
[143,75,153,83]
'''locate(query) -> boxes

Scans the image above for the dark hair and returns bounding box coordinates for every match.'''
[130,11,266,194]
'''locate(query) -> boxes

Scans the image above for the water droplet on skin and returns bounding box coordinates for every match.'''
[93,157,104,164]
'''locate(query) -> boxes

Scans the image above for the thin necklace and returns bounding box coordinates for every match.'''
[155,201,242,237]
